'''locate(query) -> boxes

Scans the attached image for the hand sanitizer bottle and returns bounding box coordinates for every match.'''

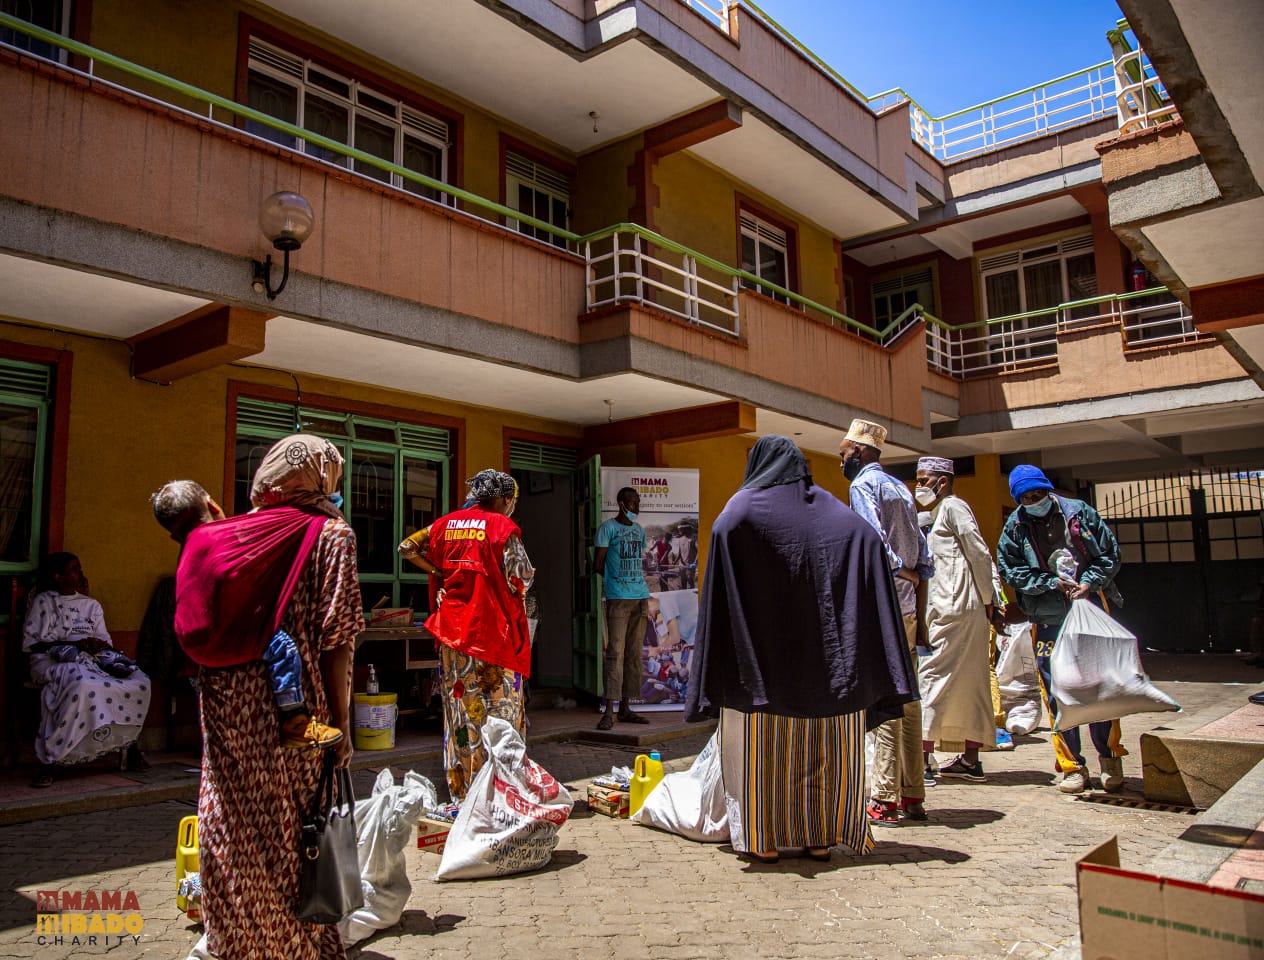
[366,664,380,696]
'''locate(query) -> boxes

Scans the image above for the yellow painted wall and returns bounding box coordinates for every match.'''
[572,135,642,234]
[652,151,842,310]
[953,453,1009,554]
[0,320,579,636]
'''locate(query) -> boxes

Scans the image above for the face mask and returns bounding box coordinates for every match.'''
[624,510,639,522]
[915,485,937,508]
[328,492,344,510]
[1023,495,1053,517]
[841,455,863,481]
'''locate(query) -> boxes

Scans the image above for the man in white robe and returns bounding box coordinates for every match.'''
[915,457,996,782]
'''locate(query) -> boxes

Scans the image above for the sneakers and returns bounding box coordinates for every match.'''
[994,728,1015,751]
[279,714,345,749]
[900,798,928,821]
[866,799,900,825]
[938,756,986,782]
[1059,766,1089,793]
[1099,756,1125,793]
[923,762,938,787]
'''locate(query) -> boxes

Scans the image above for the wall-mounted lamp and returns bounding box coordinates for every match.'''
[251,191,314,300]
[589,110,600,134]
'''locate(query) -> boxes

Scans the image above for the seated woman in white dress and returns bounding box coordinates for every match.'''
[22,552,152,787]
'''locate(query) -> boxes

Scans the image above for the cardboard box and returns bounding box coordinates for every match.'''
[1077,837,1264,959]
[368,606,413,628]
[587,783,629,819]
[416,816,451,854]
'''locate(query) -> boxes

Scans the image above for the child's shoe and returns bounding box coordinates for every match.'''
[280,713,344,749]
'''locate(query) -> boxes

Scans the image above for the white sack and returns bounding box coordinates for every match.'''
[1050,599,1179,730]
[435,718,573,881]
[995,622,1043,734]
[339,768,437,946]
[630,732,727,842]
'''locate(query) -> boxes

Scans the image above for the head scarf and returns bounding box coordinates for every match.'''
[250,434,344,518]
[740,435,812,491]
[466,469,517,503]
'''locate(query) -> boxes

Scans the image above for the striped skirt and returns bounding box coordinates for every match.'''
[721,707,873,856]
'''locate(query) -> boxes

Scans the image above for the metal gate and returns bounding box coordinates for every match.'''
[1098,470,1264,651]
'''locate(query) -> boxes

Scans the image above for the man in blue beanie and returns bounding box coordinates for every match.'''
[996,465,1126,794]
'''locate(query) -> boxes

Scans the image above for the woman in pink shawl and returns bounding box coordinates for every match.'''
[194,434,362,960]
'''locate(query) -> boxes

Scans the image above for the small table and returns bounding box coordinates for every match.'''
[355,626,439,670]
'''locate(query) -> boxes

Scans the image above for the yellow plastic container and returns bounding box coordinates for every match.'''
[629,751,665,816]
[175,815,198,912]
[352,692,398,750]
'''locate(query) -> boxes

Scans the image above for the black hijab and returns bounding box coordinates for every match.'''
[685,440,917,727]
[741,435,811,491]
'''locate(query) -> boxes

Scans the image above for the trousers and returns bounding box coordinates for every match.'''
[871,615,924,803]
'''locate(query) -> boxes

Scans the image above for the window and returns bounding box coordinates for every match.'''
[233,399,453,612]
[979,234,1097,362]
[505,150,571,248]
[872,267,934,331]
[0,0,70,62]
[245,37,451,203]
[740,211,791,304]
[0,359,52,572]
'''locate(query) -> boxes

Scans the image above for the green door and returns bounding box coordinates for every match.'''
[572,454,603,696]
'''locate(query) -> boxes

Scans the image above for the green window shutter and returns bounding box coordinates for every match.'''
[0,359,52,400]
[398,424,451,458]
[236,398,299,436]
[509,439,578,472]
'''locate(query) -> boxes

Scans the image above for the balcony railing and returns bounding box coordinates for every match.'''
[1108,21,1179,135]
[677,0,734,34]
[0,14,1208,387]
[914,288,1203,378]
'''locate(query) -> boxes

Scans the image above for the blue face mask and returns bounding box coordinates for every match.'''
[1023,495,1053,517]
[329,492,344,510]
[624,510,639,522]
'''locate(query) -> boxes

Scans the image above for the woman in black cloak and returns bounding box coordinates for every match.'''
[685,435,917,863]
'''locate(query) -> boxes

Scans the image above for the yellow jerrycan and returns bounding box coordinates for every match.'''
[175,815,199,913]
[629,750,665,816]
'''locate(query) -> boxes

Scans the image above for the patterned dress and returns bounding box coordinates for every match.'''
[23,592,152,765]
[197,519,361,960]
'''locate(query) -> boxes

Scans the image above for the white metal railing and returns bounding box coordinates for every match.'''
[677,0,733,34]
[585,229,741,335]
[1110,23,1179,134]
[922,288,1203,378]
[869,64,1118,161]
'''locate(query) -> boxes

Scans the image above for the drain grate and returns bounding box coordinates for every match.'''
[1075,792,1199,814]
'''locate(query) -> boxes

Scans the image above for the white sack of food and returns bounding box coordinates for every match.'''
[631,732,727,842]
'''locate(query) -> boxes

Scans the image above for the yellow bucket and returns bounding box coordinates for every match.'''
[175,815,198,912]
[353,693,397,750]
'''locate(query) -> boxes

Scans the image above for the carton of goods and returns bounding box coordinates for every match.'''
[368,606,413,628]
[587,783,630,819]
[416,816,452,854]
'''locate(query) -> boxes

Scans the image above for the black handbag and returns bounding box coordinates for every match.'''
[295,749,364,924]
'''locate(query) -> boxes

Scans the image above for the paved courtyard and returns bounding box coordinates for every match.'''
[0,677,1241,960]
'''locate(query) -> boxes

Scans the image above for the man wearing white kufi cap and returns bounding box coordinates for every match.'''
[914,456,996,784]
[841,419,933,823]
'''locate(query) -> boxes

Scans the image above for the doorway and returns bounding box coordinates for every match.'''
[511,468,575,687]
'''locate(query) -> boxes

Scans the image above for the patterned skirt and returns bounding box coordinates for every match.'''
[720,707,873,856]
[439,644,526,801]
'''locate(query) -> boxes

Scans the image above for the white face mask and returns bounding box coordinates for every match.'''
[915,485,937,508]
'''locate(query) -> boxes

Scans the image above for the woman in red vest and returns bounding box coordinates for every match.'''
[425,469,535,800]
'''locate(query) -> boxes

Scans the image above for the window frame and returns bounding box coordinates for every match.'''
[0,370,50,574]
[978,233,1098,321]
[236,19,462,203]
[228,387,463,610]
[735,197,798,304]
[499,136,575,249]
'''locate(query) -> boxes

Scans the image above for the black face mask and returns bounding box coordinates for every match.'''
[842,455,863,481]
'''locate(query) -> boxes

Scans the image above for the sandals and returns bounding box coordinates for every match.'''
[804,847,831,862]
[617,711,650,725]
[740,850,779,864]
[30,768,54,789]
[596,714,614,731]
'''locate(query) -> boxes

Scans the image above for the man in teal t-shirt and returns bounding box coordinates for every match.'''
[594,486,651,730]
